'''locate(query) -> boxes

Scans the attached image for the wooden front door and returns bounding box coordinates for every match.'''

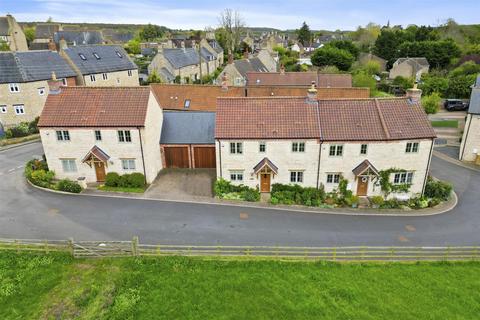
[164,146,190,168]
[95,162,106,182]
[260,173,271,192]
[356,176,369,196]
[193,146,216,168]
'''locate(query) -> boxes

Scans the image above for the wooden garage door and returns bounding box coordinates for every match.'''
[164,146,190,168]
[193,146,216,168]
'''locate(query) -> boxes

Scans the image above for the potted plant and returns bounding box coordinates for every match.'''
[350,195,359,208]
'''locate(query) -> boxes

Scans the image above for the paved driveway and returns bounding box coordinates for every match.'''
[145,168,215,200]
[1,142,480,246]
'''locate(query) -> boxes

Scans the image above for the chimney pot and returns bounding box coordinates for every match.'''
[280,64,285,75]
[221,73,228,91]
[406,87,422,104]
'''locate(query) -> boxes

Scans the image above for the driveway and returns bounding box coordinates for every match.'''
[1,142,480,246]
[145,168,215,200]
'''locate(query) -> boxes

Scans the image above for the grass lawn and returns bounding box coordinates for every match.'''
[1,251,480,319]
[98,185,146,193]
[431,120,459,128]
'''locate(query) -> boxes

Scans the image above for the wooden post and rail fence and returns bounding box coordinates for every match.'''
[0,237,479,262]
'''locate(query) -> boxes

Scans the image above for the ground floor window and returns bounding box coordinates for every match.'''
[290,171,304,183]
[14,105,25,115]
[121,159,136,170]
[326,173,341,184]
[61,159,77,173]
[393,172,414,184]
[230,170,244,182]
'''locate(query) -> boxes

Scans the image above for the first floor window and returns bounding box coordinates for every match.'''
[90,74,96,82]
[326,173,341,184]
[121,159,136,170]
[56,130,70,141]
[9,83,20,93]
[406,142,419,153]
[230,142,243,154]
[230,170,244,181]
[360,144,368,155]
[94,130,102,141]
[290,171,304,183]
[329,144,344,157]
[128,70,133,77]
[118,130,132,142]
[393,172,414,185]
[0,105,6,113]
[61,159,77,172]
[14,105,25,115]
[102,73,108,80]
[292,142,305,152]
[259,142,266,153]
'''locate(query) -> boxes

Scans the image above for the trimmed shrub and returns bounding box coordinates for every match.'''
[421,92,441,114]
[424,178,452,201]
[30,170,55,188]
[126,173,146,188]
[370,196,384,207]
[6,123,30,138]
[241,188,260,202]
[270,184,324,207]
[105,172,121,187]
[56,179,82,193]
[214,178,259,202]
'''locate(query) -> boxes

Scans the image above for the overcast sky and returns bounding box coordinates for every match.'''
[4,0,479,30]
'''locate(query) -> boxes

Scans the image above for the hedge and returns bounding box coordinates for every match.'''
[270,183,325,207]
[214,179,260,202]
[105,172,146,188]
[56,179,82,193]
[4,117,39,139]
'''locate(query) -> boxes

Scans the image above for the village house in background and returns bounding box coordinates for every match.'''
[389,57,430,79]
[29,23,60,50]
[53,30,104,48]
[60,44,139,86]
[0,51,77,130]
[459,75,480,163]
[215,88,436,198]
[38,86,163,184]
[0,14,28,51]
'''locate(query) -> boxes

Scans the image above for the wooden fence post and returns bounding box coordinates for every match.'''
[44,239,49,254]
[68,238,74,257]
[132,236,139,256]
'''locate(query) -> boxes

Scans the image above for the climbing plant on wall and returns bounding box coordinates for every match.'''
[378,168,411,197]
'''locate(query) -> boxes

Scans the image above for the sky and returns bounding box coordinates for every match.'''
[3,0,480,30]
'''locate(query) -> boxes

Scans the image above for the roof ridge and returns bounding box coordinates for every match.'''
[374,98,391,140]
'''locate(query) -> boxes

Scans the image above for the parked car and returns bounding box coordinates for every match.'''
[444,99,469,111]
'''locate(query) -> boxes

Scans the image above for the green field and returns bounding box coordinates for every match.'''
[1,251,480,319]
[431,120,459,128]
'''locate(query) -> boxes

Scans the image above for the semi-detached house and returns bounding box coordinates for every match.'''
[215,88,436,198]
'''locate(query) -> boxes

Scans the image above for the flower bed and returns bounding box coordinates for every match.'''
[214,179,260,202]
[25,159,82,194]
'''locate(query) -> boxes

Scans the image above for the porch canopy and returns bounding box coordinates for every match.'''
[352,159,379,177]
[82,145,110,167]
[253,157,278,175]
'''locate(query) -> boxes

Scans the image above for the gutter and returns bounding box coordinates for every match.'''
[217,139,222,178]
[459,113,473,160]
[137,127,148,184]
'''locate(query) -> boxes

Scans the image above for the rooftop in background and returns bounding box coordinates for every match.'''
[215,97,436,141]
[35,23,60,39]
[161,111,215,144]
[233,58,269,78]
[163,48,200,69]
[38,87,152,128]
[0,51,76,84]
[61,45,137,75]
[246,72,352,87]
[54,30,103,46]
[0,16,10,36]
[393,57,430,68]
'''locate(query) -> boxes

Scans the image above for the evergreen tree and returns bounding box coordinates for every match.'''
[297,22,312,46]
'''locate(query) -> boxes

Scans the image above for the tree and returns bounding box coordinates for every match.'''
[398,39,461,68]
[146,70,162,84]
[392,76,414,91]
[326,40,359,58]
[0,40,9,51]
[23,27,35,45]
[353,71,377,95]
[421,93,441,114]
[373,28,406,67]
[351,22,381,52]
[217,8,245,53]
[139,24,165,41]
[311,46,354,71]
[419,74,449,96]
[125,39,141,55]
[446,74,477,98]
[297,22,312,46]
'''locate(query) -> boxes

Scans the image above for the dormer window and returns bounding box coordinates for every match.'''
[93,52,101,60]
[115,51,123,58]
[79,53,87,61]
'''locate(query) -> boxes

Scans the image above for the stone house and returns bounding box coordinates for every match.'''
[60,45,139,86]
[215,88,436,198]
[0,51,77,129]
[216,57,269,87]
[29,23,61,50]
[38,86,163,184]
[0,14,28,51]
[459,75,480,163]
[389,57,429,79]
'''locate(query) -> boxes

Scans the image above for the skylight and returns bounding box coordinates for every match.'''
[93,52,101,60]
[115,51,123,58]
[79,53,87,61]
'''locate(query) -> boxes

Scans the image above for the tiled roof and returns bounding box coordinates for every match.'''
[396,57,429,67]
[246,72,352,87]
[0,17,9,36]
[352,160,379,176]
[161,111,215,144]
[0,51,77,84]
[54,31,103,46]
[469,75,480,114]
[234,58,269,78]
[150,84,246,111]
[253,157,278,174]
[215,97,321,139]
[216,97,436,141]
[159,67,175,82]
[82,145,110,163]
[62,45,137,75]
[208,40,223,54]
[163,48,199,69]
[35,24,60,39]
[38,87,152,127]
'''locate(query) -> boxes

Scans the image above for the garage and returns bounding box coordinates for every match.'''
[163,146,190,168]
[160,111,216,169]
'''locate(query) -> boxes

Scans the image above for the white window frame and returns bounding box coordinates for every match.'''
[127,70,133,77]
[360,144,368,155]
[14,104,25,115]
[94,130,102,141]
[90,74,96,82]
[61,159,77,173]
[329,144,344,157]
[229,142,243,154]
[230,170,244,182]
[406,142,419,153]
[326,173,341,184]
[121,159,136,170]
[292,142,305,153]
[56,130,70,141]
[290,171,304,183]
[9,83,20,93]
[259,142,266,153]
[0,105,6,113]
[393,172,414,185]
[118,130,132,143]
[102,73,108,80]
[38,87,46,96]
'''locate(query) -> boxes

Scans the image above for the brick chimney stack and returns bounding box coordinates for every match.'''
[307,81,317,102]
[406,82,422,104]
[280,64,285,75]
[47,39,56,51]
[221,73,228,91]
[47,72,64,94]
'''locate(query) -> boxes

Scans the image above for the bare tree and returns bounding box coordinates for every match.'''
[218,8,245,53]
